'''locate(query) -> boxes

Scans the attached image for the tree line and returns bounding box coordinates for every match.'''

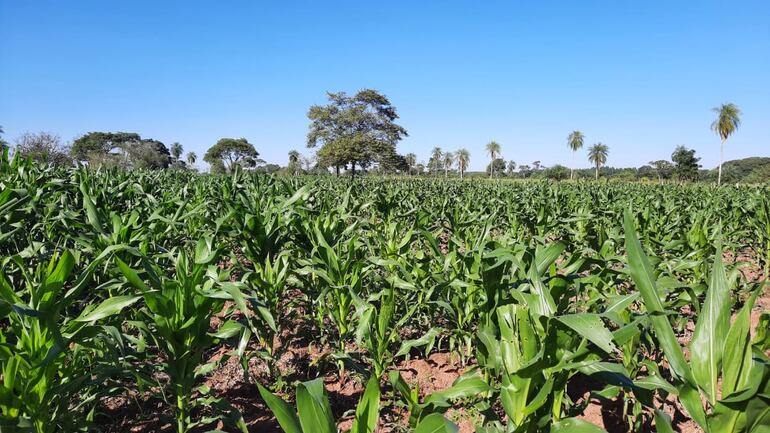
[0,91,747,184]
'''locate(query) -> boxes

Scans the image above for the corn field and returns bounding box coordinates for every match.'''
[1,153,769,433]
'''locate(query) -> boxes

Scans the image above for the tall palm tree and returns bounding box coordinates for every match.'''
[587,143,609,180]
[430,147,443,174]
[456,148,470,180]
[405,153,417,176]
[442,151,454,177]
[170,142,183,162]
[186,152,197,166]
[485,141,502,177]
[711,103,741,186]
[288,150,301,175]
[567,130,584,180]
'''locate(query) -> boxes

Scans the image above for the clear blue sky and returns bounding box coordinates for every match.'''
[1,1,768,171]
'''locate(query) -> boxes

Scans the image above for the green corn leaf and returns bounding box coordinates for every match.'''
[351,376,381,433]
[721,289,759,398]
[414,413,459,433]
[654,410,675,433]
[689,239,731,405]
[550,417,607,433]
[116,258,149,292]
[74,295,141,322]
[257,383,302,433]
[556,313,616,353]
[623,211,695,386]
[296,379,335,433]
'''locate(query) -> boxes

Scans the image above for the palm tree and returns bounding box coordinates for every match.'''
[442,151,454,177]
[288,150,301,175]
[485,141,502,177]
[405,153,417,176]
[587,143,609,180]
[430,147,443,174]
[456,148,470,180]
[711,103,741,186]
[186,152,197,167]
[567,130,584,180]
[170,142,183,162]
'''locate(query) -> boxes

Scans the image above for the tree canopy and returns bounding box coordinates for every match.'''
[204,138,260,174]
[70,131,171,169]
[307,89,408,177]
[671,146,701,182]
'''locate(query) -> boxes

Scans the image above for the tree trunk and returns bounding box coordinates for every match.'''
[570,151,574,180]
[717,139,724,186]
[595,164,599,180]
[335,165,340,177]
[445,167,448,177]
[461,168,464,180]
[351,162,356,179]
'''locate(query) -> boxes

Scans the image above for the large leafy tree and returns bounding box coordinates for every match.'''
[711,103,741,186]
[307,89,407,178]
[204,138,260,174]
[70,132,141,162]
[186,152,197,166]
[485,141,502,177]
[567,130,584,180]
[671,145,701,182]
[456,148,470,179]
[0,125,8,151]
[587,143,609,180]
[70,131,170,168]
[649,159,673,184]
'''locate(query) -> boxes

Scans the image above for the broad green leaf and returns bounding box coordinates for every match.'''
[257,383,302,433]
[351,376,380,433]
[690,240,731,404]
[296,379,335,433]
[74,295,141,322]
[556,313,616,353]
[414,413,459,433]
[550,417,607,433]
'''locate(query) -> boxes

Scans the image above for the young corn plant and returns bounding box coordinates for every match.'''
[623,210,770,432]
[116,237,247,433]
[0,250,139,432]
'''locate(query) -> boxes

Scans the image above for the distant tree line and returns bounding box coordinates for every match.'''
[0,95,756,183]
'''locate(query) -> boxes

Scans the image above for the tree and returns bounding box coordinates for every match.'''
[307,89,408,178]
[545,164,570,181]
[532,161,542,171]
[405,153,417,176]
[587,143,609,180]
[70,132,141,162]
[287,150,302,175]
[442,151,455,177]
[648,159,673,184]
[671,146,701,182]
[567,130,584,180]
[170,142,183,162]
[429,147,443,174]
[14,131,72,166]
[485,141,502,177]
[128,139,172,169]
[518,164,532,178]
[711,103,741,185]
[186,152,197,166]
[507,160,517,176]
[204,138,260,174]
[486,158,506,176]
[456,148,470,179]
[0,125,8,151]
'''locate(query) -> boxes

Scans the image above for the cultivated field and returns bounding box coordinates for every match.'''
[1,157,769,433]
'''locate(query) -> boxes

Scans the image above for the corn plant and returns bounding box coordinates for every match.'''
[116,237,247,433]
[624,210,770,432]
[0,250,139,432]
